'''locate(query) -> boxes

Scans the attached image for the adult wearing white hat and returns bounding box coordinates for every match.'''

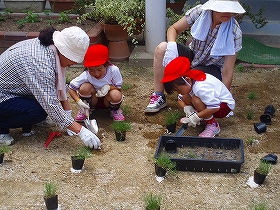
[145,0,245,116]
[0,26,101,149]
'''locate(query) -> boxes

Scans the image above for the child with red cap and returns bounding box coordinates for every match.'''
[161,56,235,137]
[68,44,125,122]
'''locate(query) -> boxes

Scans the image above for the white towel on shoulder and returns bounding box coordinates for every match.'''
[191,10,235,58]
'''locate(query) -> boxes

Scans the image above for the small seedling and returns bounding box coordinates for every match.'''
[0,145,11,154]
[256,160,272,175]
[111,121,132,132]
[247,137,255,146]
[235,63,245,72]
[122,83,133,91]
[0,14,6,22]
[246,110,254,120]
[165,110,181,125]
[144,192,162,210]
[57,11,71,23]
[154,154,177,175]
[249,200,268,210]
[120,105,131,116]
[73,145,92,160]
[44,181,58,199]
[247,92,257,100]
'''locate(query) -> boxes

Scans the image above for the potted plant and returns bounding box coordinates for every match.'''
[0,145,11,164]
[78,0,145,61]
[165,110,181,133]
[154,154,177,178]
[144,192,162,210]
[111,121,132,141]
[44,181,58,210]
[3,0,47,13]
[254,160,273,184]
[71,145,92,170]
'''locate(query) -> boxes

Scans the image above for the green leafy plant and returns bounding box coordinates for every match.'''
[247,92,257,100]
[120,105,131,116]
[249,200,268,210]
[78,0,145,37]
[0,14,6,22]
[247,137,255,146]
[165,110,181,125]
[246,110,254,120]
[17,10,41,27]
[235,63,246,72]
[256,160,272,175]
[111,121,132,132]
[57,11,71,23]
[154,154,177,174]
[144,192,162,210]
[73,145,92,160]
[0,145,11,154]
[44,181,58,199]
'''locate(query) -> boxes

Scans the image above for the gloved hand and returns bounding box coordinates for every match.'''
[184,105,195,117]
[96,84,110,97]
[65,110,77,136]
[76,99,90,114]
[162,42,178,67]
[180,112,201,127]
[78,126,101,149]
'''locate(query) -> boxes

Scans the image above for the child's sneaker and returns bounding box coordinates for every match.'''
[145,93,167,113]
[110,109,125,121]
[199,122,220,138]
[75,109,87,122]
[0,134,15,145]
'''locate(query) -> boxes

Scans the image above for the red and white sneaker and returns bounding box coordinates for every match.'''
[199,122,220,138]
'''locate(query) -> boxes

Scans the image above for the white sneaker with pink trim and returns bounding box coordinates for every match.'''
[199,122,220,138]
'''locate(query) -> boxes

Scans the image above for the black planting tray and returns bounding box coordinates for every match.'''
[154,135,244,173]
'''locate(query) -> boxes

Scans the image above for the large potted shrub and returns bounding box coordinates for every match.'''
[3,0,47,13]
[78,0,145,61]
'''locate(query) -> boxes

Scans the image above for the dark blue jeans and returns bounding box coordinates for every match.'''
[0,97,47,134]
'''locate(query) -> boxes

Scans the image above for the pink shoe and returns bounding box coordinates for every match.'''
[199,122,220,138]
[75,109,87,122]
[110,109,125,121]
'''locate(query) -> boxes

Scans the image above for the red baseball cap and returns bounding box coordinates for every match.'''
[84,44,109,67]
[161,57,206,83]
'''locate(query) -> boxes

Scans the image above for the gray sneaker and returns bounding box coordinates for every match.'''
[0,134,15,146]
[145,93,167,113]
[35,116,55,127]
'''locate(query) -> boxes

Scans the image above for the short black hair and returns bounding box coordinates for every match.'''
[163,77,186,94]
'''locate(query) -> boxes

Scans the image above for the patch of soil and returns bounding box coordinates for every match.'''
[0,16,279,209]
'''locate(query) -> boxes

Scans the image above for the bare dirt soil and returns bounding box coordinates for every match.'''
[0,16,279,210]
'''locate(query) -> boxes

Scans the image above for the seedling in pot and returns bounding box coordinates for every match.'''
[111,121,132,141]
[165,110,181,133]
[44,181,58,210]
[154,154,177,177]
[71,145,92,170]
[144,192,162,210]
[256,160,272,175]
[0,145,11,164]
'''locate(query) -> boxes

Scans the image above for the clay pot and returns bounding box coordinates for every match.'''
[71,156,85,170]
[44,195,58,210]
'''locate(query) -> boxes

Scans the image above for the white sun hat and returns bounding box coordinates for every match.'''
[201,0,246,14]
[53,26,90,63]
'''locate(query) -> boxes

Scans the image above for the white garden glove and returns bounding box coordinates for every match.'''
[162,42,178,67]
[96,84,110,97]
[76,99,90,114]
[184,105,196,117]
[65,110,77,136]
[78,126,101,149]
[180,112,201,127]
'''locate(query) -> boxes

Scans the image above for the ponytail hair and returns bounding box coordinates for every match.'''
[38,27,57,46]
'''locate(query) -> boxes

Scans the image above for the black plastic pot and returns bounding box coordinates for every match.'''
[254,122,267,134]
[115,131,126,141]
[166,123,176,133]
[261,153,278,165]
[253,170,267,184]
[71,156,85,170]
[260,105,275,124]
[44,195,58,210]
[0,153,4,164]
[155,164,166,177]
[165,139,177,153]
